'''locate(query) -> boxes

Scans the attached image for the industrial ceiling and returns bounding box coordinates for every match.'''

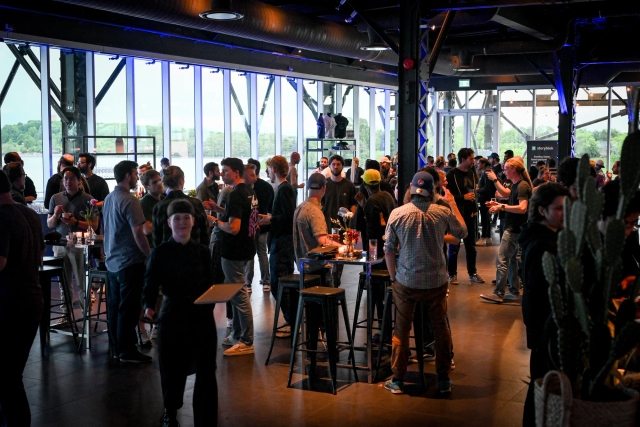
[1,0,640,89]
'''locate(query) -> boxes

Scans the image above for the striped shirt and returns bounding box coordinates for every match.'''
[384,197,467,289]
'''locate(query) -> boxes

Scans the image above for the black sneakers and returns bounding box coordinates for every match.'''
[160,410,180,427]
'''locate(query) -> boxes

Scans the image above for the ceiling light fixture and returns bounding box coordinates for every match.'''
[199,0,243,21]
[360,27,390,51]
[345,11,358,24]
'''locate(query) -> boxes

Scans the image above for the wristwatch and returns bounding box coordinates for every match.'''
[492,178,498,183]
[501,204,506,212]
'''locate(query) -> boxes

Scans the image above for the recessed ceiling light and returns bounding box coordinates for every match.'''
[200,0,243,20]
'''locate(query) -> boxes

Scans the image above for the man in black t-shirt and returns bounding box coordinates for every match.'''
[215,157,257,357]
[258,156,297,324]
[0,170,44,426]
[483,158,532,302]
[247,159,274,293]
[446,148,484,284]
[78,153,110,206]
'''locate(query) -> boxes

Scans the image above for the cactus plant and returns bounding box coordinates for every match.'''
[542,147,640,400]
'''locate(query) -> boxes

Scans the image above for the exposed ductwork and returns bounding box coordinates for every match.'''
[54,0,400,65]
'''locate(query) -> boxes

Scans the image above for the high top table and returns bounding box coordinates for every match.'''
[45,238,104,352]
[298,254,384,384]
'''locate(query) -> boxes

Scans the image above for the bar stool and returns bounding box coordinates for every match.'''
[351,270,391,346]
[87,269,109,332]
[375,286,426,388]
[38,265,78,355]
[287,286,358,395]
[265,273,321,365]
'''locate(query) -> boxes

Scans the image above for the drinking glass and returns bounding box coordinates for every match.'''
[331,228,340,242]
[369,239,378,261]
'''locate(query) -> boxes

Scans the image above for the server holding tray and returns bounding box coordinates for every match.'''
[142,199,218,427]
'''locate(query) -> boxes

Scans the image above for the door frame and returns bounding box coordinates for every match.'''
[436,109,498,158]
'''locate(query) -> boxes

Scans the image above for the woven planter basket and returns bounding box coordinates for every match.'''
[534,370,639,427]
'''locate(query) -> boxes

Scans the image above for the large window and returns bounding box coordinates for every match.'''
[95,53,127,139]
[535,89,559,141]
[359,86,370,161]
[230,72,250,160]
[573,87,609,162]
[609,87,629,165]
[169,63,195,189]
[500,89,533,159]
[302,80,318,141]
[257,74,275,166]
[374,89,386,160]
[134,59,163,168]
[281,78,298,157]
[202,68,224,167]
[0,43,43,195]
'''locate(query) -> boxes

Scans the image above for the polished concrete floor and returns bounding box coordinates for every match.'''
[25,235,528,427]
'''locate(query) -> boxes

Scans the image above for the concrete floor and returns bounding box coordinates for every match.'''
[25,235,528,427]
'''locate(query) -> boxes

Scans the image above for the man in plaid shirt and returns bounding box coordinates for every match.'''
[383,171,467,395]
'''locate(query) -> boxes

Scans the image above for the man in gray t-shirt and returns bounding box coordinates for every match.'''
[102,160,151,363]
[293,173,341,275]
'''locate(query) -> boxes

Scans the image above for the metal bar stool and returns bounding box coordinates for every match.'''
[88,269,109,332]
[287,286,358,395]
[265,273,321,365]
[375,286,426,389]
[351,269,391,347]
[38,264,78,355]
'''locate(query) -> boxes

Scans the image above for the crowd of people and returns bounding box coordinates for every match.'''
[0,142,633,427]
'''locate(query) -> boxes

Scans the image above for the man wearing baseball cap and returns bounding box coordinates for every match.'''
[383,171,467,395]
[379,156,396,184]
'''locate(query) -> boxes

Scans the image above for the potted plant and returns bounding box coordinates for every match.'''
[535,138,640,426]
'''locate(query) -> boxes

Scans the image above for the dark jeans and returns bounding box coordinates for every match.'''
[0,298,42,427]
[158,303,218,427]
[269,236,295,323]
[107,262,145,356]
[479,204,491,238]
[447,215,477,276]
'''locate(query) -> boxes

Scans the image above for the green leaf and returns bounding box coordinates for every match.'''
[576,154,592,197]
[563,196,572,230]
[592,322,640,393]
[565,257,584,294]
[583,182,605,223]
[585,223,602,256]
[557,229,576,267]
[542,251,558,287]
[569,200,587,257]
[548,281,565,328]
[619,133,640,218]
[573,292,590,336]
[605,219,625,265]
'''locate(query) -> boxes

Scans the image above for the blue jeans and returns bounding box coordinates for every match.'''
[246,233,270,286]
[107,262,145,355]
[494,229,520,295]
[221,257,254,346]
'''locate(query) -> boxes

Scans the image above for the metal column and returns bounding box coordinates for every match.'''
[275,76,282,154]
[250,73,258,159]
[86,53,96,152]
[41,46,53,182]
[126,57,136,150]
[194,65,204,180]
[161,61,171,161]
[223,69,231,157]
[397,0,421,198]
